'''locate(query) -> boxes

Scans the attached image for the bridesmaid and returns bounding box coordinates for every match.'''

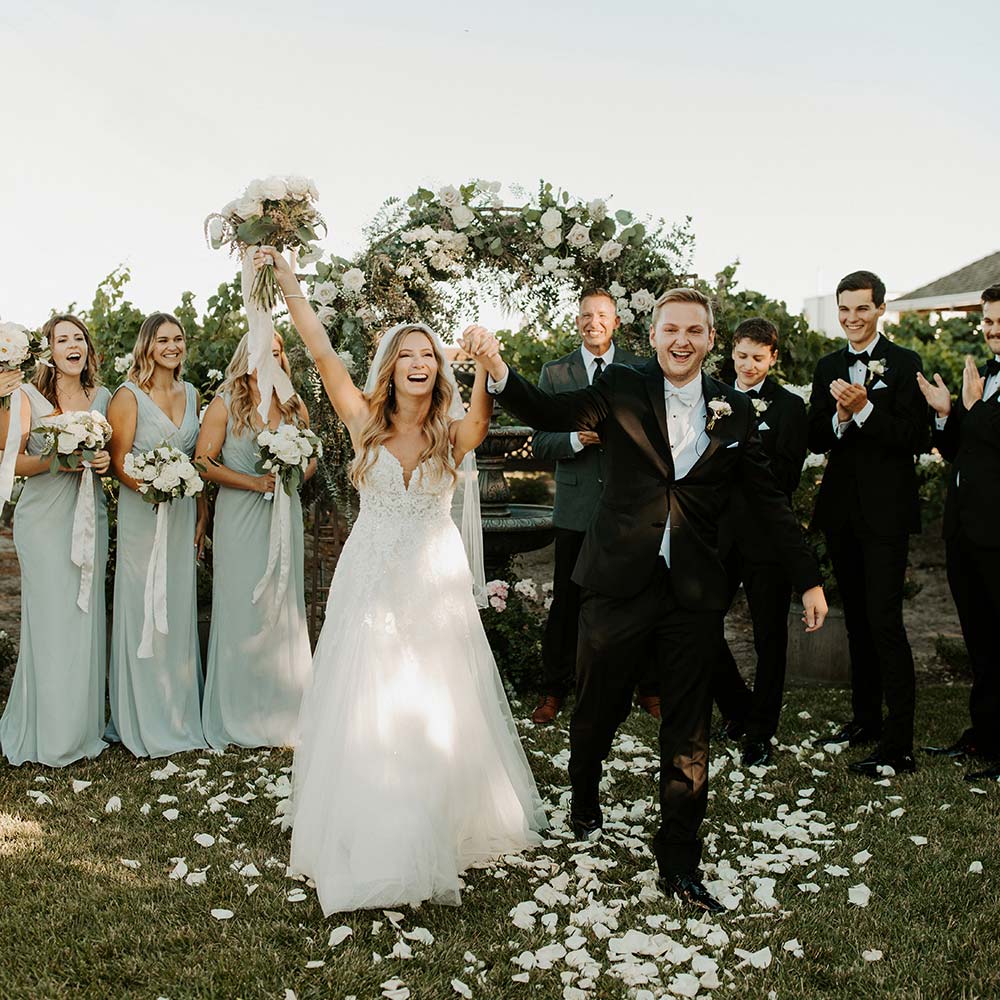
[106,312,207,757]
[0,315,111,767]
[196,332,315,749]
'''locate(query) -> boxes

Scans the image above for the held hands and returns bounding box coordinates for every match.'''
[801,586,828,633]
[459,325,506,380]
[830,379,868,419]
[915,371,952,417]
[577,430,601,447]
[962,355,985,410]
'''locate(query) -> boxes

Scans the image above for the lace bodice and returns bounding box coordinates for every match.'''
[356,447,456,525]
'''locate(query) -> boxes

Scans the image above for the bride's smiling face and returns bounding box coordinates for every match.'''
[393,330,438,399]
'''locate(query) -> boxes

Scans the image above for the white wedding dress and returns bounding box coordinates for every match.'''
[289,446,547,914]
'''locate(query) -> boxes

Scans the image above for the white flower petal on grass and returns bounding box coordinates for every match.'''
[969,861,984,874]
[667,972,700,997]
[968,787,987,795]
[862,949,884,962]
[26,790,52,806]
[888,807,905,818]
[853,850,872,865]
[104,796,122,813]
[239,863,261,878]
[735,946,773,969]
[783,938,805,958]
[328,925,353,947]
[305,960,325,969]
[193,833,216,848]
[210,908,234,920]
[287,888,307,903]
[824,865,850,877]
[120,858,141,870]
[162,809,179,821]
[186,869,209,887]
[848,883,871,907]
[168,858,188,880]
[909,835,928,846]
[451,980,472,998]
[383,910,405,927]
[150,760,180,781]
[391,941,413,960]
[72,780,93,794]
[403,927,434,945]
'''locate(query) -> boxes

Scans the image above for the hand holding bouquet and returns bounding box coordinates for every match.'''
[204,175,325,311]
[125,445,205,505]
[0,322,51,410]
[34,410,113,473]
[255,424,322,500]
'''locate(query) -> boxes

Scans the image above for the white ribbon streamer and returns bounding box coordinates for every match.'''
[71,467,97,612]
[241,250,295,422]
[137,502,170,658]
[0,385,24,506]
[252,480,291,625]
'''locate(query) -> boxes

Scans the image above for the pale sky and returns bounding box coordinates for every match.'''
[2,0,997,333]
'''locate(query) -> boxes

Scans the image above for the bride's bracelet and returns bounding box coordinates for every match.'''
[283,292,306,300]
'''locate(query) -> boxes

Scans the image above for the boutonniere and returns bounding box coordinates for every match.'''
[707,397,733,430]
[751,397,770,418]
[865,359,887,386]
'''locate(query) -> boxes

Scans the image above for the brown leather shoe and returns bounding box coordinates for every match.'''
[531,695,562,725]
[638,694,661,720]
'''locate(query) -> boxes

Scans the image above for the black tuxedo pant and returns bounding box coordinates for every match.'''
[825,528,915,756]
[542,527,658,700]
[946,534,1000,757]
[714,550,793,742]
[570,561,721,876]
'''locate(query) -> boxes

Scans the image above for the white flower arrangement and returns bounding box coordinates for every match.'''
[0,321,51,409]
[124,445,204,504]
[113,352,134,375]
[33,410,113,471]
[256,423,323,498]
[630,289,656,313]
[707,397,733,430]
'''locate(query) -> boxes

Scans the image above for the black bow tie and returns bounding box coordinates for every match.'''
[592,357,606,381]
[746,387,761,399]
[849,350,871,367]
[987,358,1000,378]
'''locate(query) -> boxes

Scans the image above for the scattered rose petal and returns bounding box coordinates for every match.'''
[305,960,325,969]
[451,980,472,998]
[105,796,122,813]
[328,926,353,947]
[969,861,984,874]
[211,908,234,920]
[72,780,93,794]
[848,883,871,907]
[862,949,883,962]
[909,835,928,846]
[120,858,141,870]
[162,809,179,821]
[169,858,189,880]
[193,833,216,848]
[853,850,872,865]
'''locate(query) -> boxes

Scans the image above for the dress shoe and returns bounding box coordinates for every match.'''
[964,762,1000,782]
[570,796,602,840]
[715,717,745,741]
[741,740,772,767]
[531,695,562,725]
[827,721,881,746]
[848,752,916,777]
[922,733,978,758]
[657,873,725,914]
[637,694,661,720]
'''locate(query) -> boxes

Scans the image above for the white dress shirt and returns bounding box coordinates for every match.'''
[833,333,879,438]
[659,376,710,567]
[569,343,616,453]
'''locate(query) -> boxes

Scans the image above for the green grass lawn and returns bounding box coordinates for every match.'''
[1,685,998,1000]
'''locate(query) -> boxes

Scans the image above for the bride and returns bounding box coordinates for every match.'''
[255,247,547,914]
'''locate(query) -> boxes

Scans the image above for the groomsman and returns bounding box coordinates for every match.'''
[530,289,659,724]
[917,284,1000,781]
[807,270,929,776]
[714,319,808,766]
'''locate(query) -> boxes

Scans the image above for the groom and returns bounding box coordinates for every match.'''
[464,288,827,912]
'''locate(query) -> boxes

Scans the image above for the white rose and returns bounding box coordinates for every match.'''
[114,352,134,374]
[341,268,366,294]
[437,185,463,209]
[234,196,263,219]
[157,447,172,460]
[123,454,137,475]
[598,240,623,263]
[450,204,475,230]
[285,175,312,199]
[400,230,421,245]
[176,461,196,479]
[396,265,414,279]
[541,228,562,249]
[206,368,223,380]
[142,466,158,482]
[0,322,29,364]
[619,307,636,324]
[541,255,561,273]
[221,199,241,219]
[57,431,78,454]
[260,176,288,201]
[630,289,656,312]
[448,233,469,255]
[609,281,626,297]
[297,244,321,265]
[311,282,338,305]
[566,222,591,249]
[316,305,337,327]
[587,198,607,221]
[244,179,267,201]
[539,207,562,232]
[207,217,226,249]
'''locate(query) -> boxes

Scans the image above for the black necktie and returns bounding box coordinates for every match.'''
[987,358,1000,378]
[592,357,605,382]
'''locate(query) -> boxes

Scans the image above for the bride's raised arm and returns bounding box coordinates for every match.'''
[451,324,495,466]
[254,246,368,432]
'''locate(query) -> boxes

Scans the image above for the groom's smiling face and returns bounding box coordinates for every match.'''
[650,302,715,387]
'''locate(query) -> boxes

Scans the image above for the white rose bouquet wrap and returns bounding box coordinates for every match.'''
[32,410,113,612]
[252,425,322,624]
[123,445,205,658]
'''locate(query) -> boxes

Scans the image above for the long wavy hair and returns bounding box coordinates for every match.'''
[220,332,302,436]
[33,314,101,407]
[128,312,185,389]
[350,325,456,489]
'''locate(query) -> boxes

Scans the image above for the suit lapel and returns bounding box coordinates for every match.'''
[643,359,674,476]
[567,349,589,389]
[693,373,730,469]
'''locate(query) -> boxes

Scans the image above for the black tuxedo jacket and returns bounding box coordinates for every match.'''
[531,345,642,532]
[934,366,1000,546]
[807,338,929,536]
[718,377,808,563]
[497,358,822,608]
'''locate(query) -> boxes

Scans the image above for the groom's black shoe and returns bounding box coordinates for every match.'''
[570,798,603,840]
[964,762,1000,782]
[848,752,916,777]
[827,721,881,746]
[741,740,772,767]
[657,873,725,915]
[922,733,978,758]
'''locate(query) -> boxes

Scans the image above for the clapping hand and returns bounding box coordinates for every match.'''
[962,355,985,410]
[830,379,868,420]
[916,371,952,417]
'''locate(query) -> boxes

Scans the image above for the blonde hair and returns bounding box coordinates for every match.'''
[651,287,714,329]
[129,312,185,389]
[220,332,301,437]
[350,325,456,489]
[34,314,101,407]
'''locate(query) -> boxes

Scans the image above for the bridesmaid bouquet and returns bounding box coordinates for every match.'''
[256,425,322,500]
[203,175,325,311]
[34,410,113,472]
[125,445,205,505]
[0,321,51,410]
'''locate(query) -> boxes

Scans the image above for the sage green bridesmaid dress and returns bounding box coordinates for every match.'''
[106,380,206,758]
[1,384,110,767]
[202,397,312,749]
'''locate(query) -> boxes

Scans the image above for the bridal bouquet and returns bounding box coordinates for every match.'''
[255,424,322,499]
[125,445,205,505]
[0,321,51,409]
[204,175,325,311]
[34,410,113,471]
